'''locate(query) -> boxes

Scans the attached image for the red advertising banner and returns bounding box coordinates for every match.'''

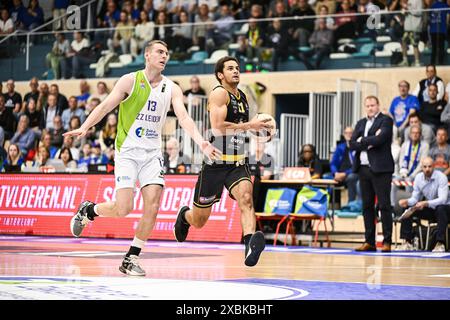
[0,174,243,242]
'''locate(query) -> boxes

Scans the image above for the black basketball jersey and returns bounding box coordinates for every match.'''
[208,86,249,163]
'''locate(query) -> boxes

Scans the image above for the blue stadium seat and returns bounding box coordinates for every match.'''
[352,43,375,57]
[184,51,208,65]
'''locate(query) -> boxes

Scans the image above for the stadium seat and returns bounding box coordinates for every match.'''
[354,37,372,44]
[337,38,353,45]
[298,46,313,53]
[329,53,352,59]
[128,54,145,67]
[352,43,375,57]
[375,41,401,57]
[119,54,133,66]
[204,49,228,64]
[234,23,248,36]
[184,51,208,65]
[376,35,391,42]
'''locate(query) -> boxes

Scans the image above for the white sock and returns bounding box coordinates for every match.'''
[93,204,100,216]
[131,236,145,249]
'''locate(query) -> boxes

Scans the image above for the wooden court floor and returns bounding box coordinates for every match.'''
[0,235,449,300]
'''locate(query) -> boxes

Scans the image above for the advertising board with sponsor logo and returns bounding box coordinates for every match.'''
[0,174,243,242]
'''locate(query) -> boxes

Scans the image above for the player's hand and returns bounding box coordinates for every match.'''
[200,141,222,161]
[249,117,273,131]
[63,128,88,139]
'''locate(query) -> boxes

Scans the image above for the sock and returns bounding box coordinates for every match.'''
[126,236,145,257]
[86,204,99,221]
[243,234,252,255]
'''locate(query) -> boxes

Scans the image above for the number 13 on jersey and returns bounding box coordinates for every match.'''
[147,100,157,111]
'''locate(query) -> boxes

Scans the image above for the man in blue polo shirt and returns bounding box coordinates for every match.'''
[429,0,450,65]
[390,80,420,138]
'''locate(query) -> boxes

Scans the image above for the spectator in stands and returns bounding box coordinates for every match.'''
[266,18,309,71]
[58,146,77,170]
[24,98,43,137]
[76,80,91,108]
[55,135,80,161]
[0,8,14,36]
[68,115,85,149]
[45,33,70,80]
[49,84,68,111]
[301,18,333,69]
[248,138,275,180]
[66,31,91,79]
[143,0,158,22]
[418,83,446,131]
[397,157,449,252]
[330,126,360,204]
[207,4,235,53]
[413,65,445,104]
[18,0,44,32]
[122,0,139,24]
[99,113,117,152]
[88,81,109,103]
[314,0,337,14]
[154,10,173,44]
[62,96,86,130]
[170,10,193,55]
[29,145,51,168]
[37,82,49,111]
[108,10,134,55]
[10,114,36,156]
[249,4,267,34]
[314,5,336,30]
[428,127,450,178]
[429,0,449,65]
[387,0,404,42]
[3,79,22,116]
[48,115,65,150]
[392,124,429,204]
[78,142,92,165]
[404,113,435,145]
[52,0,70,30]
[244,17,266,64]
[0,95,17,140]
[334,0,357,44]
[130,10,155,57]
[291,0,316,47]
[21,77,40,113]
[2,143,24,173]
[163,137,192,173]
[43,94,63,131]
[40,132,58,158]
[297,143,322,179]
[0,126,4,149]
[99,0,120,28]
[9,0,26,31]
[88,141,108,164]
[183,75,206,110]
[193,3,213,51]
[390,80,420,137]
[397,0,423,67]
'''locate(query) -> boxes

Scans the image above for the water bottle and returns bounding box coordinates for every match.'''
[413,236,419,251]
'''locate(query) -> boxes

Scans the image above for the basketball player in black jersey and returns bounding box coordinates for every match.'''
[173,56,272,266]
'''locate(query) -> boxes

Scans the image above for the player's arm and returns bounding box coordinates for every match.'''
[172,84,221,159]
[209,88,271,134]
[63,73,133,138]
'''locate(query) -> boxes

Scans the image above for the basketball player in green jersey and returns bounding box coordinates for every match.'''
[173,56,272,267]
[63,40,220,276]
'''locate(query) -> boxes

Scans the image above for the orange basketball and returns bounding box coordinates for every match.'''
[248,113,276,142]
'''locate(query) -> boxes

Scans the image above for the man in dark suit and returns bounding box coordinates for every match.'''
[350,96,394,252]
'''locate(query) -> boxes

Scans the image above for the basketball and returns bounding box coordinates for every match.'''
[248,113,277,142]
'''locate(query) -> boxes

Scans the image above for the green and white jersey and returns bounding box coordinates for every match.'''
[115,70,173,153]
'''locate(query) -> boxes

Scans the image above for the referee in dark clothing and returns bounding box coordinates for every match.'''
[350,96,394,252]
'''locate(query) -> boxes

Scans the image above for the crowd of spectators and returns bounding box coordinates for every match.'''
[0,0,448,76]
